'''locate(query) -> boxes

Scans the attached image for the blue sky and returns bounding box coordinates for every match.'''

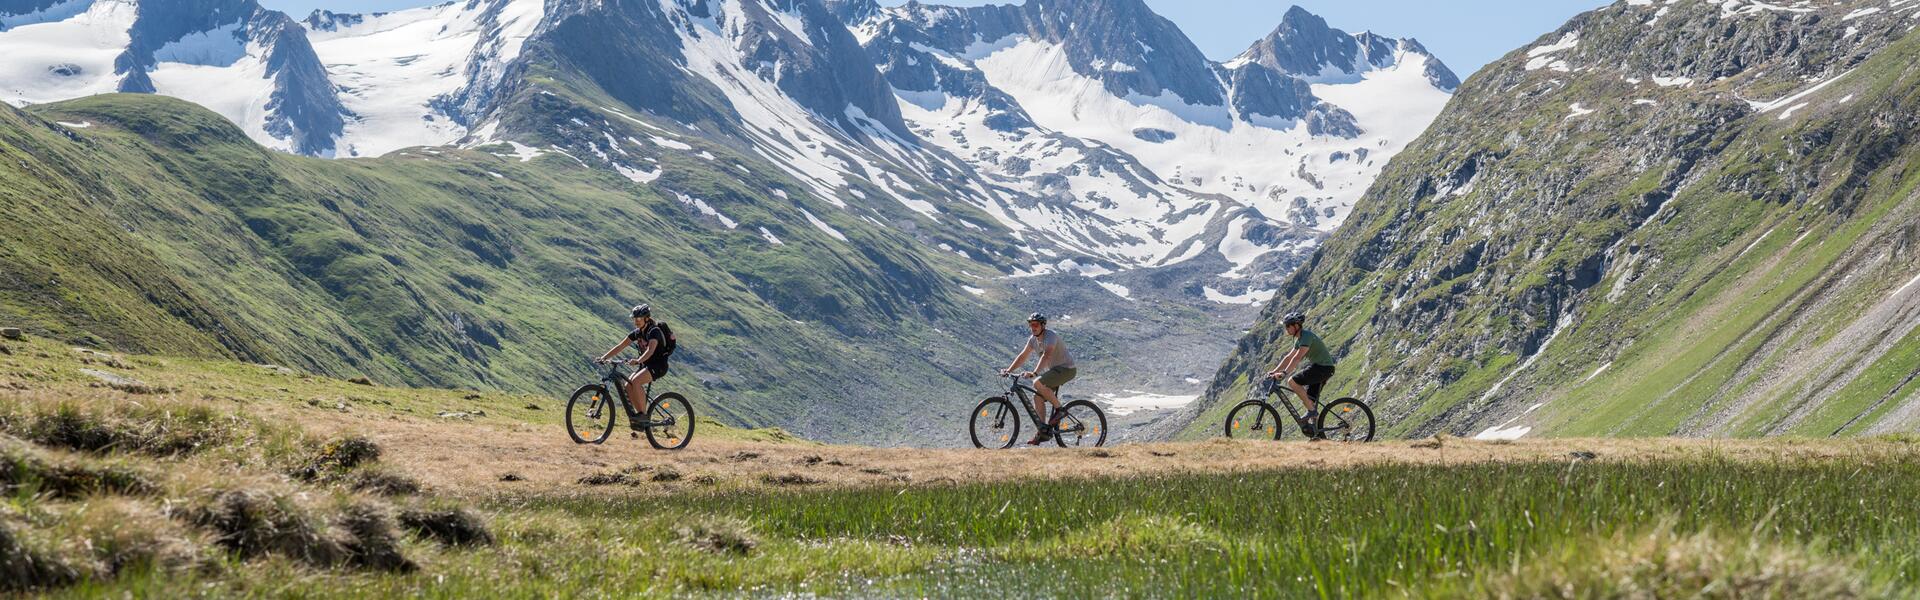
[258,0,1608,75]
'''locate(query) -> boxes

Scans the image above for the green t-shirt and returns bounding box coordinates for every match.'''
[1294,329,1335,366]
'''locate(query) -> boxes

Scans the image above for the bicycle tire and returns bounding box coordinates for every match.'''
[644,392,696,450]
[566,385,616,445]
[1317,398,1375,442]
[969,397,1019,449]
[1052,400,1107,448]
[1225,400,1284,441]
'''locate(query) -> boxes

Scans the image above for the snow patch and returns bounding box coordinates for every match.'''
[1097,391,1198,416]
[1203,286,1275,305]
[615,163,661,183]
[1096,281,1132,299]
[801,209,848,242]
[1750,69,1853,113]
[54,120,90,128]
[1843,7,1882,21]
[673,192,738,229]
[758,227,784,245]
[1472,425,1531,441]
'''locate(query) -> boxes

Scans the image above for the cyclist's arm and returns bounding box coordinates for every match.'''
[598,338,632,362]
[1269,346,1307,377]
[1004,346,1033,374]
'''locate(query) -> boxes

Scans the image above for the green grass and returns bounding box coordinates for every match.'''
[37,449,1918,598]
[9,338,1919,598]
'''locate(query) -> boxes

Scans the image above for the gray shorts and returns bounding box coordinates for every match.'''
[1037,366,1078,389]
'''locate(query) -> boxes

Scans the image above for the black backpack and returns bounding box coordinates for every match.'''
[652,322,678,358]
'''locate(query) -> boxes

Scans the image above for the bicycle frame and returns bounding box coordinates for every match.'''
[1253,379,1317,434]
[995,375,1084,433]
[595,362,674,429]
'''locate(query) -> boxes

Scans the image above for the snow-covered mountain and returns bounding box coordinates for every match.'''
[0,0,346,154]
[836,0,1457,300]
[1,0,1453,293]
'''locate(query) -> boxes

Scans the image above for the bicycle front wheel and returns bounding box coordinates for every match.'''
[1317,398,1375,442]
[566,385,616,444]
[644,392,695,450]
[970,397,1019,449]
[1052,400,1107,448]
[1225,400,1284,441]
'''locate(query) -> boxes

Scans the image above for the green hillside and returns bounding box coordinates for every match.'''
[1175,0,1920,440]
[0,94,1010,443]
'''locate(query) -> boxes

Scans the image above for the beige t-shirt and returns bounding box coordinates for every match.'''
[1024,329,1075,371]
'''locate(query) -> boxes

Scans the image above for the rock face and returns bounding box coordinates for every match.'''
[1165,0,1920,441]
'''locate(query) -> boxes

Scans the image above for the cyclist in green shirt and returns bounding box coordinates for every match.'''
[1265,312,1336,427]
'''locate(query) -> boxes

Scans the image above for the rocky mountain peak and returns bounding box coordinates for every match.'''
[822,0,879,24]
[1234,4,1458,90]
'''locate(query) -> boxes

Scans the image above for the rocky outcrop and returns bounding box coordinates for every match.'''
[1166,0,1920,441]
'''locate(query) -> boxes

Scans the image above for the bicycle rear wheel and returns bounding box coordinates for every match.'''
[1052,400,1107,448]
[644,392,695,450]
[566,385,616,444]
[1317,398,1375,442]
[1225,400,1284,440]
[970,397,1019,449]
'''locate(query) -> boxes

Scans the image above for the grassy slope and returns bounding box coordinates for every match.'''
[1176,3,1920,440]
[5,337,1920,598]
[0,94,1017,444]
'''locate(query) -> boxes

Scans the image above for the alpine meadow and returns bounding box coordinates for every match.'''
[3,0,1920,598]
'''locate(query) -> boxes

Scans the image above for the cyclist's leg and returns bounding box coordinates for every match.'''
[1032,380,1057,419]
[1035,367,1076,425]
[1286,376,1316,414]
[625,370,654,412]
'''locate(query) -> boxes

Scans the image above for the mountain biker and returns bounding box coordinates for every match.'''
[1265,311,1335,434]
[597,304,670,423]
[1000,313,1077,445]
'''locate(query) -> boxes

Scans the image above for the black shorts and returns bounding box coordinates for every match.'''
[642,360,669,379]
[1291,364,1335,403]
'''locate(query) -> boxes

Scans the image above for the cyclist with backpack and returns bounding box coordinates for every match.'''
[596,304,677,423]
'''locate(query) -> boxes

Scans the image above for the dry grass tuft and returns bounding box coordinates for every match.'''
[58,499,205,576]
[760,473,819,486]
[338,503,416,572]
[0,522,80,592]
[398,507,494,547]
[1,437,157,499]
[675,517,757,555]
[0,397,274,458]
[175,488,350,567]
[347,467,422,497]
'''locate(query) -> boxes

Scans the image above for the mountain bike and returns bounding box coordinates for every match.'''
[565,360,695,449]
[969,373,1107,448]
[1224,376,1374,442]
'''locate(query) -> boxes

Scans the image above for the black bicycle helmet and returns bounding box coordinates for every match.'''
[631,304,652,319]
[1027,312,1048,324]
[1282,311,1306,326]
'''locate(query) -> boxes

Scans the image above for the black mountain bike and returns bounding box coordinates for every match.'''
[565,360,695,449]
[969,374,1107,448]
[1224,377,1374,442]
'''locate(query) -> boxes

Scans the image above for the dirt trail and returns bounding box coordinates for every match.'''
[300,409,1894,497]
